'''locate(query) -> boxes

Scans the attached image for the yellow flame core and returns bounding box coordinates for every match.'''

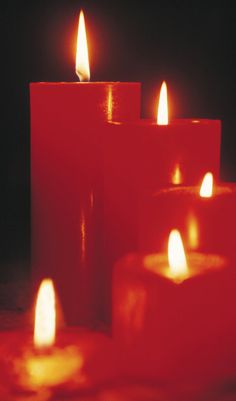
[168,230,188,279]
[157,81,168,125]
[34,279,56,349]
[76,10,90,81]
[200,172,213,198]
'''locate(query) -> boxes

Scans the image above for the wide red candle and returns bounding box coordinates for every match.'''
[30,81,141,327]
[139,179,236,258]
[103,118,221,321]
[112,241,236,389]
[0,328,119,400]
[0,278,120,400]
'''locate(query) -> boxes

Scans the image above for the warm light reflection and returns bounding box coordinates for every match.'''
[76,10,90,81]
[121,288,146,336]
[107,86,113,121]
[168,230,188,279]
[90,191,94,209]
[25,347,84,388]
[188,214,199,249]
[34,279,56,349]
[80,209,86,264]
[157,81,168,125]
[200,172,213,198]
[171,164,183,185]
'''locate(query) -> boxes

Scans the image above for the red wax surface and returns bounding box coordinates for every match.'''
[103,119,221,320]
[0,328,119,399]
[112,253,236,387]
[30,82,141,326]
[139,183,236,257]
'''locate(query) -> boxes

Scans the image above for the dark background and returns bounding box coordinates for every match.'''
[1,1,236,281]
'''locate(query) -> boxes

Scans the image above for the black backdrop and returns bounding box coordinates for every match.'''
[1,1,236,279]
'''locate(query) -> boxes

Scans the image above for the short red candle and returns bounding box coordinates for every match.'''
[0,278,120,399]
[103,119,221,320]
[0,328,119,399]
[139,181,236,258]
[112,249,236,388]
[30,82,141,326]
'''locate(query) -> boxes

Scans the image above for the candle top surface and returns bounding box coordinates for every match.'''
[119,252,227,285]
[154,183,236,198]
[143,252,226,284]
[110,118,220,126]
[30,81,140,86]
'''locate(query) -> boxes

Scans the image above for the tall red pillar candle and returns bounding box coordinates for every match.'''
[30,12,141,326]
[139,173,236,258]
[113,231,236,389]
[103,84,221,320]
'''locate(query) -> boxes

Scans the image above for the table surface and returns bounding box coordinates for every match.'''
[0,280,236,401]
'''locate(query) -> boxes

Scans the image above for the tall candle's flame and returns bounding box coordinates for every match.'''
[157,81,168,125]
[34,279,56,349]
[168,230,188,279]
[76,10,90,81]
[200,172,213,198]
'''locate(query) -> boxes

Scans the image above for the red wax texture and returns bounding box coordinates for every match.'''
[139,184,236,257]
[112,254,236,386]
[0,329,120,398]
[30,82,141,326]
[103,119,221,318]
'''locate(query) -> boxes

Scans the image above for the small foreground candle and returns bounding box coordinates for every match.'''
[103,83,221,321]
[139,172,236,258]
[30,10,141,326]
[113,230,236,388]
[0,279,119,400]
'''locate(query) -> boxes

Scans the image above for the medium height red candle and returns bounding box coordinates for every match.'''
[30,11,141,326]
[139,172,236,258]
[103,82,221,321]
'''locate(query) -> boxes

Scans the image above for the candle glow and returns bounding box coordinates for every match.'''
[188,214,199,250]
[171,163,183,185]
[76,10,90,81]
[157,81,168,125]
[200,172,213,198]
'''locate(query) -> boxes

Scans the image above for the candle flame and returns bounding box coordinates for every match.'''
[76,10,90,81]
[34,279,56,349]
[200,172,213,198]
[157,81,168,125]
[168,230,188,279]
